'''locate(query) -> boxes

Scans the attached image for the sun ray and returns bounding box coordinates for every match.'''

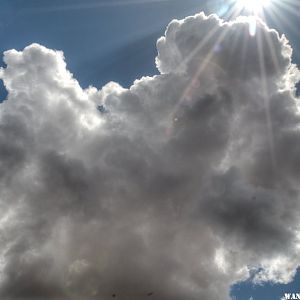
[271,0,300,25]
[267,5,300,38]
[238,26,251,76]
[166,22,232,136]
[233,0,271,15]
[258,11,281,76]
[256,25,278,172]
[224,1,247,20]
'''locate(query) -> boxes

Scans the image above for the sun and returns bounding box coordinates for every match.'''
[235,0,271,13]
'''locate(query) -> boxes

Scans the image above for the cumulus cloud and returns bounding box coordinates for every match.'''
[0,12,300,300]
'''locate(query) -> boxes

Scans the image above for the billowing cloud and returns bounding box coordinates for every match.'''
[0,12,300,300]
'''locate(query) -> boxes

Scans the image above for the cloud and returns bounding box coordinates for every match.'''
[0,12,300,300]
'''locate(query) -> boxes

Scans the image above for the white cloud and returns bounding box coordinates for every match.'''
[0,12,299,300]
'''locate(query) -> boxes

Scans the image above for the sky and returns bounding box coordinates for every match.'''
[0,1,300,300]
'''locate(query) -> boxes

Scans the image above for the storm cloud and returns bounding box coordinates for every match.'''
[0,12,300,300]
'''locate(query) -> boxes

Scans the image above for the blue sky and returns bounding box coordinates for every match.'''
[0,0,204,100]
[0,1,300,300]
[232,268,300,300]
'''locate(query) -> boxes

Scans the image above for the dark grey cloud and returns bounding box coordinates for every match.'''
[0,12,300,300]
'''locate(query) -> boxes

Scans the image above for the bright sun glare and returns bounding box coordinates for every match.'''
[235,0,271,13]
